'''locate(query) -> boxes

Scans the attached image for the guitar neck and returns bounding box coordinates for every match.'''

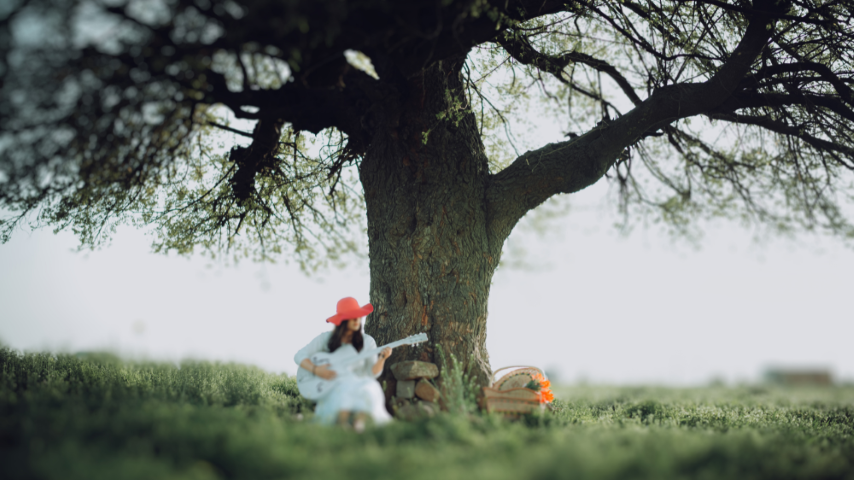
[333,338,412,368]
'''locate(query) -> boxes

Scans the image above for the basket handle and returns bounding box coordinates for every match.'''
[491,365,545,383]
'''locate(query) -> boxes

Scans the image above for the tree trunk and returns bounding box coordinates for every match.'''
[361,57,499,401]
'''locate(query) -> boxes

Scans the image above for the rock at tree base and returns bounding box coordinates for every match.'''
[391,361,439,381]
[396,380,415,399]
[418,401,439,416]
[394,401,438,421]
[415,379,440,402]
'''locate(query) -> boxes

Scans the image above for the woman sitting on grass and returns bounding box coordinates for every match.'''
[295,297,392,429]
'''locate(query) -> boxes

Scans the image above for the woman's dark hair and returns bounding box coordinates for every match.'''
[327,320,363,353]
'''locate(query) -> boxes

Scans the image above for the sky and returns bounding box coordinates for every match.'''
[2,181,852,386]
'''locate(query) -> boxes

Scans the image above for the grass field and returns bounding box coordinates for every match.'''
[1,347,853,480]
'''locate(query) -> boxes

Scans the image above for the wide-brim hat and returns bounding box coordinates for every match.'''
[326,297,374,326]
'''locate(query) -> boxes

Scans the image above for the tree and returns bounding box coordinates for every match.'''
[2,0,854,392]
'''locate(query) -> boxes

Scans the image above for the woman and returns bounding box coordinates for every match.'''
[294,297,393,428]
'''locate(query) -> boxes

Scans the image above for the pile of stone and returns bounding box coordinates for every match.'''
[390,360,441,420]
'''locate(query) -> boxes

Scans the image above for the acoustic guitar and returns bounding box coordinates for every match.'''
[296,333,428,400]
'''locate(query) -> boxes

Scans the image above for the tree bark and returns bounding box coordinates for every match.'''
[361,57,498,398]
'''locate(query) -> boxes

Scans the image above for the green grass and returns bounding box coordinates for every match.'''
[1,347,853,480]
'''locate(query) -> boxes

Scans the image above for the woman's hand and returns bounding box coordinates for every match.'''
[314,365,337,380]
[372,347,393,376]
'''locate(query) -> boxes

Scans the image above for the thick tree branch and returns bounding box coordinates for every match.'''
[228,118,285,201]
[195,65,376,150]
[394,0,569,76]
[485,2,781,246]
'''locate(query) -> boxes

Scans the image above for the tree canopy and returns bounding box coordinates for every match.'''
[2,0,854,268]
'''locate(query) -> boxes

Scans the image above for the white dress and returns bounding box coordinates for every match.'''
[294,331,392,425]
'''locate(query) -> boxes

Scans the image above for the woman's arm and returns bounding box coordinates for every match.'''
[359,335,387,378]
[294,332,336,379]
[372,347,392,376]
[299,358,336,380]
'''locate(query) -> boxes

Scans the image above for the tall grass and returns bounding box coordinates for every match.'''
[0,348,311,411]
[435,344,479,415]
[1,346,853,480]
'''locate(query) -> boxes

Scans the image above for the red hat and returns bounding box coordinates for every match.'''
[326,297,374,325]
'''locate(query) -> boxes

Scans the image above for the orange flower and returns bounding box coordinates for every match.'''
[531,373,554,403]
[532,374,551,388]
[536,389,554,403]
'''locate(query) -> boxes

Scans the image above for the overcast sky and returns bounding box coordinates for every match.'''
[2,179,852,385]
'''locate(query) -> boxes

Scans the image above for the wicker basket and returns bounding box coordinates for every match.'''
[482,365,547,416]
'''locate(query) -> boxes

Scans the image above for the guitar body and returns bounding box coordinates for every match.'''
[296,349,360,401]
[296,333,428,401]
